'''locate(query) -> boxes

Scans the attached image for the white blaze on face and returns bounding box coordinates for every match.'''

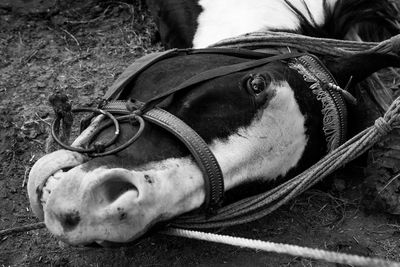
[211,81,307,189]
[193,0,338,48]
[34,81,308,245]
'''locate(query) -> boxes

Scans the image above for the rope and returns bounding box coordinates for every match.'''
[162,228,400,267]
[0,222,45,238]
[212,31,400,57]
[367,35,400,55]
[3,222,399,266]
[375,117,393,135]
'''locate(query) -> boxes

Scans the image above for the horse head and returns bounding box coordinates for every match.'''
[28,48,400,245]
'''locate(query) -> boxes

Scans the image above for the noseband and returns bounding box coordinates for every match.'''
[51,48,348,214]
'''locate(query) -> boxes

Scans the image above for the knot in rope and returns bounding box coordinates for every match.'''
[374,117,392,136]
[374,95,400,136]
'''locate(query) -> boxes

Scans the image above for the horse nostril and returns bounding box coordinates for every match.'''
[59,210,80,231]
[97,178,138,203]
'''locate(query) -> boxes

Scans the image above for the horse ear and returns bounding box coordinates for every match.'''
[323,53,400,89]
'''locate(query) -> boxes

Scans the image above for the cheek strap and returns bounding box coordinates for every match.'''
[100,101,225,215]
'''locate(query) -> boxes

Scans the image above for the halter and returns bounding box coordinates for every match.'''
[288,54,348,151]
[51,48,348,214]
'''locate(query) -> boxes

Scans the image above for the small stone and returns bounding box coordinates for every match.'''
[58,241,70,248]
[93,5,103,13]
[37,82,46,88]
[51,15,67,26]
[2,15,12,22]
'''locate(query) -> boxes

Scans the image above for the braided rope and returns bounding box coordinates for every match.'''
[162,228,400,267]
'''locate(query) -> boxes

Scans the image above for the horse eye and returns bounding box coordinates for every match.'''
[246,74,267,94]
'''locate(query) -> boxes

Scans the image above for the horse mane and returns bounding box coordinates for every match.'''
[285,0,400,41]
[145,0,202,48]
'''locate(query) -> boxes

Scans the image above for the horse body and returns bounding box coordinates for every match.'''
[27,0,400,245]
[147,0,334,48]
[192,0,334,48]
[147,0,400,48]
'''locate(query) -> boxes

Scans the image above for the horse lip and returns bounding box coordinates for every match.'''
[27,149,89,220]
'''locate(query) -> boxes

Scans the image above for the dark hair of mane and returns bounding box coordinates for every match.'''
[146,0,202,48]
[284,0,400,41]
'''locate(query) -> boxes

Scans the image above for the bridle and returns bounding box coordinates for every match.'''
[51,48,349,214]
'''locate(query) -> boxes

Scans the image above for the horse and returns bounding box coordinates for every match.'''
[145,0,400,48]
[27,0,400,245]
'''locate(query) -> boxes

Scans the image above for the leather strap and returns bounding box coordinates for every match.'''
[102,48,303,105]
[141,52,304,111]
[101,100,224,213]
[104,48,265,101]
[144,108,224,213]
[104,49,179,100]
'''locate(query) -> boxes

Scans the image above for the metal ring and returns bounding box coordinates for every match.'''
[51,107,120,154]
[89,115,145,157]
[51,108,146,157]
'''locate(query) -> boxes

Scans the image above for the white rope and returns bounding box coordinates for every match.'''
[3,222,399,266]
[162,228,400,267]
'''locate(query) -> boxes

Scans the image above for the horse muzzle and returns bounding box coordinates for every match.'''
[28,148,204,245]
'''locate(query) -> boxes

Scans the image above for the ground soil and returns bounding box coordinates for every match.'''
[1,1,400,266]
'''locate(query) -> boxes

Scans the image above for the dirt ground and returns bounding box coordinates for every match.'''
[1,1,400,266]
